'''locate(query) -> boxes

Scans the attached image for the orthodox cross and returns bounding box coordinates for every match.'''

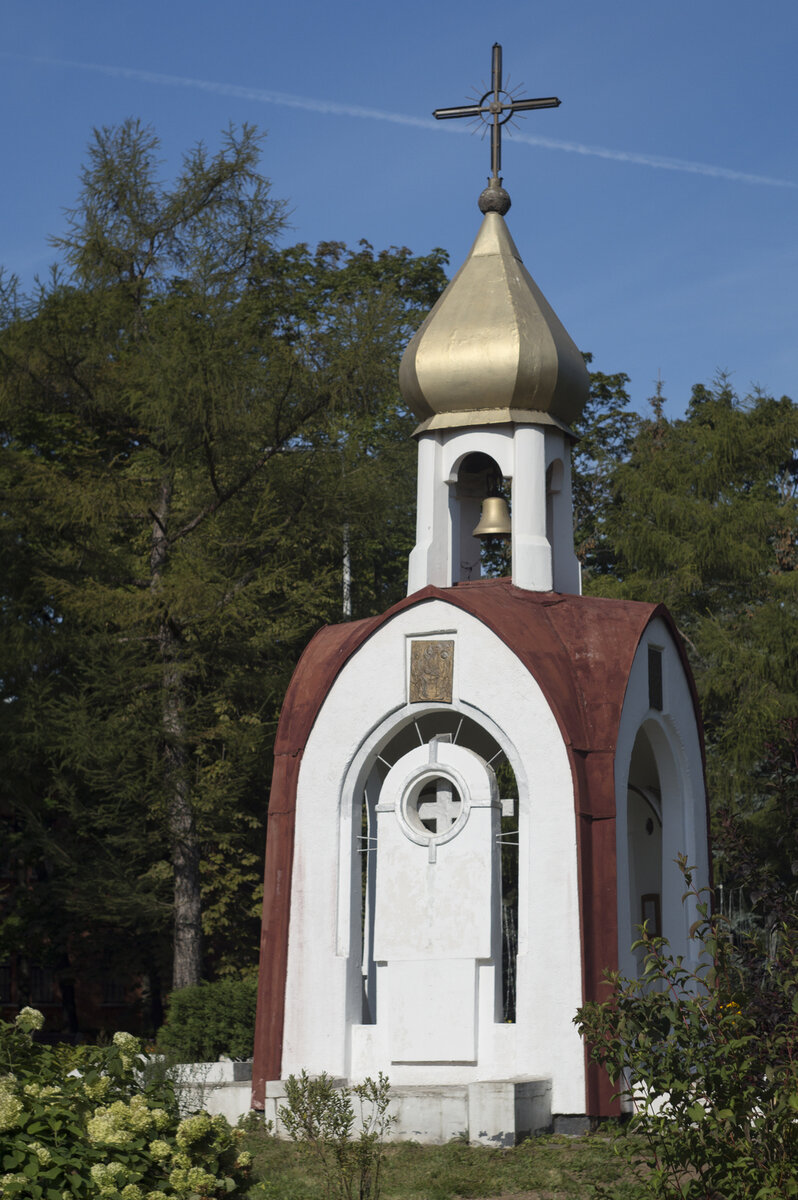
[433,43,560,182]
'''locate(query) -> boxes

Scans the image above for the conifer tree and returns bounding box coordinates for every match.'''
[588,378,798,904]
[0,120,447,1001]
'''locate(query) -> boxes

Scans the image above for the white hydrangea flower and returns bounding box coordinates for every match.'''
[126,1094,156,1133]
[15,1006,44,1032]
[28,1142,51,1165]
[90,1160,127,1190]
[0,1091,23,1132]
[186,1167,215,1192]
[86,1106,133,1147]
[112,1031,141,1067]
[112,1031,140,1051]
[175,1110,212,1147]
[86,1075,112,1100]
[168,1167,189,1192]
[148,1139,172,1162]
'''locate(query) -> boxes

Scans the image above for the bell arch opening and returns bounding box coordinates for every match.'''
[353,706,520,1026]
[452,452,510,581]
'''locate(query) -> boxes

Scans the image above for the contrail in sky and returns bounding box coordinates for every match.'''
[13,54,798,190]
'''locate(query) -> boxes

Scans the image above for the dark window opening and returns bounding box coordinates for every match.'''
[648,646,663,711]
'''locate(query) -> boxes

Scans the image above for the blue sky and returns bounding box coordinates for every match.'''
[2,0,796,417]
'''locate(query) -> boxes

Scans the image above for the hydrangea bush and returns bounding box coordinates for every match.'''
[0,1009,252,1199]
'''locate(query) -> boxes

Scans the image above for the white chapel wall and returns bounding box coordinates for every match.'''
[280,599,586,1114]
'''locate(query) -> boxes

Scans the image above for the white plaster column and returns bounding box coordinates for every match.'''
[547,434,581,595]
[408,434,450,593]
[512,424,552,592]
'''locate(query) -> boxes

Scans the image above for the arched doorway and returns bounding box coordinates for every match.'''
[626,726,664,975]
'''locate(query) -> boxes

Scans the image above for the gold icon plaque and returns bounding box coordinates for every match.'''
[409,640,454,703]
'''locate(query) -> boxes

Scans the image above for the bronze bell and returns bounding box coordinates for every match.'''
[472,495,512,537]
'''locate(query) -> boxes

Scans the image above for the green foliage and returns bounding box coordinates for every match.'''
[586,379,798,912]
[572,354,638,581]
[575,860,798,1199]
[592,381,798,778]
[0,118,448,999]
[0,1007,252,1199]
[155,979,257,1063]
[277,1070,394,1200]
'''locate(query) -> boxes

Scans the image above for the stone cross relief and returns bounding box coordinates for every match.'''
[414,735,462,863]
[417,777,462,837]
[433,42,560,183]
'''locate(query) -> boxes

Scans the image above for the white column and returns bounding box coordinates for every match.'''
[548,435,581,595]
[407,434,450,593]
[512,425,552,592]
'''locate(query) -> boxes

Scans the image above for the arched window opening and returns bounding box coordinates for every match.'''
[495,757,519,1023]
[545,459,563,549]
[357,710,520,1024]
[626,727,663,976]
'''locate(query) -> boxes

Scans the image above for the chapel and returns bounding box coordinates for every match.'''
[252,48,710,1142]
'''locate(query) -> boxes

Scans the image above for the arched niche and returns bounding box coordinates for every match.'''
[340,704,522,1028]
[626,726,663,974]
[619,717,689,980]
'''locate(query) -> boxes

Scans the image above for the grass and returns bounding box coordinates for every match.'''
[242,1127,647,1199]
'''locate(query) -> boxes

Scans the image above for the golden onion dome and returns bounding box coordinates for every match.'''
[399,208,590,433]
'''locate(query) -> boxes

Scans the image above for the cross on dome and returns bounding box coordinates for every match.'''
[433,43,560,185]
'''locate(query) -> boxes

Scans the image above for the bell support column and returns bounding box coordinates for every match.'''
[407,432,451,593]
[512,424,553,592]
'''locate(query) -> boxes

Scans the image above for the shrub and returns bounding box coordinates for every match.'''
[575,858,798,1199]
[156,979,257,1063]
[278,1070,394,1200]
[0,1008,252,1198]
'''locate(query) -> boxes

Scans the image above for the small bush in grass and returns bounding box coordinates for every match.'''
[156,979,257,1063]
[576,857,798,1200]
[0,1007,252,1198]
[277,1070,394,1200]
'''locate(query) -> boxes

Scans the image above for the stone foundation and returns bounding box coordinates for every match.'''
[263,1076,552,1146]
